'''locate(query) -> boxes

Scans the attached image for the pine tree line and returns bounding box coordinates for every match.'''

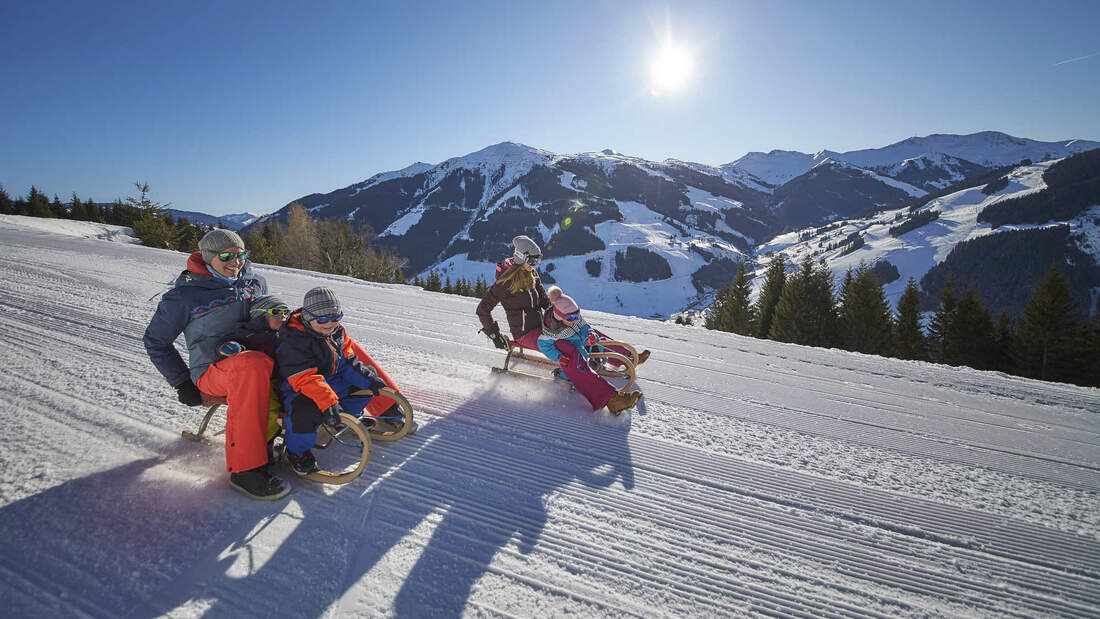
[1,184,408,284]
[408,271,491,299]
[241,204,406,284]
[0,182,207,252]
[706,256,1099,387]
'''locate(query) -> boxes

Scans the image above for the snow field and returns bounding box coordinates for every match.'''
[0,216,1098,617]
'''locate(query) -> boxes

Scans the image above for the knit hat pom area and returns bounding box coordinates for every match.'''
[550,288,580,317]
[301,287,342,321]
[198,229,246,264]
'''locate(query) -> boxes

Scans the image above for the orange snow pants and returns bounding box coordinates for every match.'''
[346,339,399,417]
[196,350,273,473]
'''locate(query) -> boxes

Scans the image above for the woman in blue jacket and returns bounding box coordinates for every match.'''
[144,229,288,501]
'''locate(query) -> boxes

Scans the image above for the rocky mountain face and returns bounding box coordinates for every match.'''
[250,132,1099,318]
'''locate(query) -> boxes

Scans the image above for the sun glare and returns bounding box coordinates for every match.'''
[649,41,693,97]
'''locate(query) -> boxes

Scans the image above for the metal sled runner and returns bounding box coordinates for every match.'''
[491,339,639,395]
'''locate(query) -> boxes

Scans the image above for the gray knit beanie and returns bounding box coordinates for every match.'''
[512,235,542,262]
[301,287,342,322]
[198,228,246,264]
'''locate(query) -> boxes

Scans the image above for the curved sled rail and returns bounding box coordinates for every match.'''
[350,386,415,441]
[494,343,637,395]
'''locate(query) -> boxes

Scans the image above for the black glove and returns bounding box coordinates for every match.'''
[176,380,203,407]
[370,375,388,393]
[322,403,344,427]
[481,322,509,350]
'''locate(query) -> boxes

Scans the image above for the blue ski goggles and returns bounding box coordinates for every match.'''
[313,313,343,324]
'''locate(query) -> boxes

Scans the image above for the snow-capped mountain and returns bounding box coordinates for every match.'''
[251,132,1098,319]
[726,131,1099,189]
[168,209,262,230]
[256,142,774,318]
[755,152,1100,319]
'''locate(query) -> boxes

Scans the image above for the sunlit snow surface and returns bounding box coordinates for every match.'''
[0,215,1097,617]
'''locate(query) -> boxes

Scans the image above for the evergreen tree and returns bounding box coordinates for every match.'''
[28,186,52,218]
[0,186,12,215]
[928,276,959,364]
[50,194,67,218]
[893,278,927,360]
[705,260,755,335]
[127,182,174,248]
[837,263,893,355]
[1081,314,1100,387]
[243,227,278,265]
[951,287,994,370]
[442,276,453,294]
[770,257,837,347]
[474,275,488,297]
[426,271,442,292]
[172,218,204,253]
[1013,264,1081,382]
[991,310,1014,374]
[68,193,88,221]
[753,255,786,338]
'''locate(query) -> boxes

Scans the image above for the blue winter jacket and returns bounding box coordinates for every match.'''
[537,310,592,363]
[144,252,267,387]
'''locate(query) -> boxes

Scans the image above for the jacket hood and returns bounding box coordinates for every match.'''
[186,251,211,275]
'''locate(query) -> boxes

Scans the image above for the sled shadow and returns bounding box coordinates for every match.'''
[0,442,284,617]
[0,386,637,618]
[191,379,636,617]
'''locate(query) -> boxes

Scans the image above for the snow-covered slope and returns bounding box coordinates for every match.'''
[1,217,1098,617]
[754,157,1100,313]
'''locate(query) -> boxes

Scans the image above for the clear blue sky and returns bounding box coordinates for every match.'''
[2,0,1098,216]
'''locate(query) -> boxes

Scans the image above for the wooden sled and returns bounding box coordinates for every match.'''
[350,387,415,442]
[491,340,638,395]
[182,391,388,485]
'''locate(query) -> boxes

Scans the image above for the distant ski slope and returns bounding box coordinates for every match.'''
[0,215,1097,617]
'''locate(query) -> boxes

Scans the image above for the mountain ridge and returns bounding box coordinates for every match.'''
[247,131,1099,319]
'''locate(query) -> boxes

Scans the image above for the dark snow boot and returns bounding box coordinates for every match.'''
[229,466,290,501]
[286,449,319,476]
[637,350,651,365]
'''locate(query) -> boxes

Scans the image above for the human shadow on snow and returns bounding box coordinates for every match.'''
[0,384,637,618]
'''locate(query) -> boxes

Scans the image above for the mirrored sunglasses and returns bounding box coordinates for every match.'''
[563,312,581,321]
[314,313,343,324]
[216,250,249,262]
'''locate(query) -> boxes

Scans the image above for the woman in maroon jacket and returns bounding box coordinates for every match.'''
[476,235,550,349]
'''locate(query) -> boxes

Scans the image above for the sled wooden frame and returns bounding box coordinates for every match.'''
[181,394,375,485]
[491,340,638,394]
[349,386,415,442]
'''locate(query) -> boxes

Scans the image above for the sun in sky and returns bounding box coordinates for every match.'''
[648,31,694,97]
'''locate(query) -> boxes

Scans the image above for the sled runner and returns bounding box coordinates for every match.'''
[354,387,416,442]
[491,338,638,395]
[181,386,414,485]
